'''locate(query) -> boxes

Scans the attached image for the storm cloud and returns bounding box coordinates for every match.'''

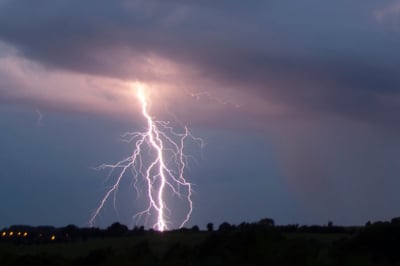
[0,0,399,127]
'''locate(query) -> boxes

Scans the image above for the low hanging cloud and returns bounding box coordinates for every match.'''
[0,41,134,115]
[0,0,399,130]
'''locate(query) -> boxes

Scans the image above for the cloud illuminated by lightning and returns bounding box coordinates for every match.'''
[89,82,203,231]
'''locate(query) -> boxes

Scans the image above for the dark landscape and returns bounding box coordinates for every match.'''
[2,218,400,266]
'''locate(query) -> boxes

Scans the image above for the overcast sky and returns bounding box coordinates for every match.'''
[1,0,400,229]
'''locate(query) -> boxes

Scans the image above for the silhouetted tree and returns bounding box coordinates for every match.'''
[207,223,214,232]
[258,218,275,227]
[191,225,200,232]
[218,222,233,231]
[131,225,145,236]
[238,222,250,230]
[132,225,145,232]
[106,222,128,237]
[60,224,79,239]
[391,217,400,225]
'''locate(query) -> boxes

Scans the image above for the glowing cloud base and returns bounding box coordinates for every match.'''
[89,83,202,231]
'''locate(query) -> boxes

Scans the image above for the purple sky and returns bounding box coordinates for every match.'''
[1,0,400,228]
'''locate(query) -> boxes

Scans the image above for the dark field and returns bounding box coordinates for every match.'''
[1,220,400,266]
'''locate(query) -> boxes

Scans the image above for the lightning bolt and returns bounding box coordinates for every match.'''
[36,110,43,126]
[89,82,203,231]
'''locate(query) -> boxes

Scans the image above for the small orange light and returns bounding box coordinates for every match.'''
[17,232,21,236]
[1,232,6,237]
[23,232,28,237]
[51,235,56,241]
[9,231,14,236]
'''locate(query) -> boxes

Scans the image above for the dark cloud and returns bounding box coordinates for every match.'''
[1,0,399,130]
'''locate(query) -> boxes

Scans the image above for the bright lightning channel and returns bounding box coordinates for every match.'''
[89,82,203,231]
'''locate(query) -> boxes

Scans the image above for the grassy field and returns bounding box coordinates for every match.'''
[0,231,207,258]
[1,224,400,265]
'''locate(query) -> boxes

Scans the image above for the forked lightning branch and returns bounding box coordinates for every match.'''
[90,83,203,231]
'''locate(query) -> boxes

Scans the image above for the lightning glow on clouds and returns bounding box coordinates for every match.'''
[0,42,132,114]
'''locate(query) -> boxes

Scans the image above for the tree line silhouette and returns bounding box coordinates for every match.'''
[1,217,400,243]
[2,217,400,265]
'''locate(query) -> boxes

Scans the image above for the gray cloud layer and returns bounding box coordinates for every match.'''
[1,0,400,129]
